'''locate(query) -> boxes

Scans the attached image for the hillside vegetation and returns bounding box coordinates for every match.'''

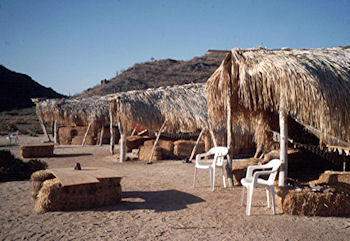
[78,53,222,97]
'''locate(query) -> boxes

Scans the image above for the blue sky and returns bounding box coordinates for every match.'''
[1,0,349,95]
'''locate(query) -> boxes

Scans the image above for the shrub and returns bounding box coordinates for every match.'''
[0,150,47,182]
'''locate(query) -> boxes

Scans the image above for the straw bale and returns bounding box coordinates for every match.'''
[315,171,350,185]
[58,126,96,145]
[34,177,122,212]
[138,145,162,161]
[173,140,205,159]
[206,47,350,153]
[143,139,174,157]
[31,170,55,200]
[126,136,151,150]
[20,144,54,158]
[276,186,350,216]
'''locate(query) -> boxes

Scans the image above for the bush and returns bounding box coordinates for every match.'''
[0,123,18,133]
[0,150,47,182]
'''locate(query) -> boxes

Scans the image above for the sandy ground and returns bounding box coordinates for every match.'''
[0,135,350,241]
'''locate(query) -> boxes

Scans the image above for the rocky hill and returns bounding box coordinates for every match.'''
[0,65,65,111]
[78,53,223,97]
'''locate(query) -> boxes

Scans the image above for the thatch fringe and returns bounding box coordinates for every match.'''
[32,95,112,129]
[111,83,209,133]
[206,46,350,150]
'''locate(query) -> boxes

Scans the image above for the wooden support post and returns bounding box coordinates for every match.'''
[226,72,234,188]
[130,128,136,136]
[278,91,288,187]
[39,116,51,142]
[118,121,126,162]
[148,120,167,164]
[189,128,205,161]
[82,122,92,146]
[98,127,104,146]
[209,128,218,147]
[53,120,58,144]
[109,101,115,155]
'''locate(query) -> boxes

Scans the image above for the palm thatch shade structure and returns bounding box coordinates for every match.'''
[206,46,350,184]
[32,95,112,144]
[109,83,210,162]
[33,96,111,127]
[110,83,209,134]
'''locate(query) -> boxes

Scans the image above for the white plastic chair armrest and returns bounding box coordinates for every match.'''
[253,170,276,182]
[195,153,214,165]
[246,165,265,178]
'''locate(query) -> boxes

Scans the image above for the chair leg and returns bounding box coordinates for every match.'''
[241,187,245,206]
[246,186,253,216]
[210,167,215,191]
[266,188,270,208]
[193,168,197,188]
[271,187,276,215]
[221,166,226,188]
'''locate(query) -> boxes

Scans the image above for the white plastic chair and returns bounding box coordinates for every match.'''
[193,146,229,191]
[6,131,19,145]
[240,158,281,216]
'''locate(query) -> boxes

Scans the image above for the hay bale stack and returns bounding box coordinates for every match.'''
[144,139,174,158]
[173,140,205,159]
[31,170,55,200]
[20,144,54,158]
[58,126,96,145]
[33,176,122,212]
[126,136,151,151]
[276,186,350,216]
[57,126,74,144]
[138,145,162,161]
[315,171,350,185]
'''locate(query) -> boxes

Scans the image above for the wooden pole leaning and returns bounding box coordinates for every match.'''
[99,127,104,146]
[39,116,51,142]
[82,122,92,146]
[189,128,205,161]
[148,120,167,164]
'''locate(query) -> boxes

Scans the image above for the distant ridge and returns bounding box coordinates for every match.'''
[0,65,65,111]
[78,53,223,97]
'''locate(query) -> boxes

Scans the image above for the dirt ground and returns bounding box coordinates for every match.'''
[0,135,349,240]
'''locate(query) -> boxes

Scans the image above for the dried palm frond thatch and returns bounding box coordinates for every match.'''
[32,95,112,128]
[110,83,209,133]
[206,46,350,149]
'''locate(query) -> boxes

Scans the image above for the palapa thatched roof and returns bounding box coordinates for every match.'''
[206,46,350,147]
[110,83,209,133]
[32,95,111,128]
